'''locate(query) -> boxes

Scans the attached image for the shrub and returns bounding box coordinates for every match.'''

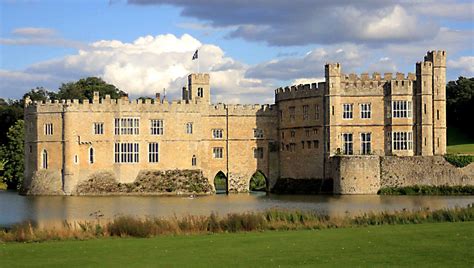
[444,154,474,168]
[378,185,474,195]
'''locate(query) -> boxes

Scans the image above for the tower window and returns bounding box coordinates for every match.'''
[342,104,353,119]
[192,155,197,166]
[212,129,223,139]
[44,123,53,135]
[42,150,48,169]
[186,122,193,134]
[197,87,203,98]
[437,110,439,120]
[89,147,94,164]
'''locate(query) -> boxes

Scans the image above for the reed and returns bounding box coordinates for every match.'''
[1,204,473,242]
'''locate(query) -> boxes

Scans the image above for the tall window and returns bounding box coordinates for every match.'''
[114,143,139,163]
[197,87,203,97]
[314,104,320,120]
[342,133,353,155]
[289,106,295,121]
[360,103,371,119]
[305,129,310,137]
[89,147,94,164]
[115,118,140,135]
[42,150,48,169]
[392,101,412,118]
[392,132,413,151]
[342,104,353,119]
[213,129,223,139]
[186,122,193,134]
[192,155,197,166]
[44,123,53,135]
[253,128,264,139]
[148,143,159,163]
[213,147,223,158]
[254,147,264,159]
[302,105,309,120]
[290,130,295,138]
[360,133,371,155]
[93,123,104,135]
[150,119,164,135]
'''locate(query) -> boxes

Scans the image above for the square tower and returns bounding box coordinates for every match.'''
[186,73,211,104]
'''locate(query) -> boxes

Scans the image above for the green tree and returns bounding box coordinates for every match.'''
[1,120,24,190]
[0,99,23,145]
[22,87,57,102]
[447,77,474,138]
[57,77,126,100]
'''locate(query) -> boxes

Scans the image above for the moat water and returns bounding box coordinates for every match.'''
[1,190,473,227]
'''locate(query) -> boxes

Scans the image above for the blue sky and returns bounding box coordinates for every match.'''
[1,0,473,103]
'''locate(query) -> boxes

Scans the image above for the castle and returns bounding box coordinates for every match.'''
[23,51,458,195]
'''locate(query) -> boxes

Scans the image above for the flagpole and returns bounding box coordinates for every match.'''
[198,54,200,74]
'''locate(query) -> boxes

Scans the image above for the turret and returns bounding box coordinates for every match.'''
[186,73,211,104]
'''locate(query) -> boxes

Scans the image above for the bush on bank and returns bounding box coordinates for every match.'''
[1,205,473,242]
[444,154,474,168]
[378,185,474,195]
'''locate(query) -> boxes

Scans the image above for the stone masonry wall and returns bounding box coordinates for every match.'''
[330,156,381,194]
[380,156,474,187]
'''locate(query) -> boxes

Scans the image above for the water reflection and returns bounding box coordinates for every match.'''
[1,190,473,227]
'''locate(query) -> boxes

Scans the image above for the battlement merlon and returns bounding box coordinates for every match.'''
[416,61,433,76]
[424,50,447,68]
[274,82,325,102]
[188,73,210,84]
[341,72,416,82]
[325,63,341,77]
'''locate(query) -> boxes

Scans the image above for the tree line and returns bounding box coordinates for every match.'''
[0,76,473,190]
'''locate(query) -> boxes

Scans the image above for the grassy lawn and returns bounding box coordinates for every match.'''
[448,126,474,155]
[1,222,473,267]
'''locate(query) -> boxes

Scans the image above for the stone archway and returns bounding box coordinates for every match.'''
[213,171,228,194]
[249,170,268,192]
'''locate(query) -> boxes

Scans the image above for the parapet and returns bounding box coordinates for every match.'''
[325,63,341,77]
[275,82,325,102]
[416,61,433,75]
[424,50,446,67]
[188,73,210,84]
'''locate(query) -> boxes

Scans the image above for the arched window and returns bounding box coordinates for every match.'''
[186,122,193,134]
[42,150,48,169]
[192,155,197,166]
[89,147,94,164]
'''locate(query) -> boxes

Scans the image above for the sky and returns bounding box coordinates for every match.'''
[1,0,473,104]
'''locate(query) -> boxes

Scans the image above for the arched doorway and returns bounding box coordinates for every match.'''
[214,171,228,194]
[249,171,268,192]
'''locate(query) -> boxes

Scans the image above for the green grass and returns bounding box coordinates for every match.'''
[0,222,473,267]
[447,126,474,155]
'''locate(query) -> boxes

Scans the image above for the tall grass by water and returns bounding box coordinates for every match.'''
[1,204,473,242]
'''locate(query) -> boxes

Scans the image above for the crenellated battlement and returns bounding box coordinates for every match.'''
[207,103,277,116]
[416,61,433,75]
[341,72,416,83]
[424,50,447,67]
[275,82,325,102]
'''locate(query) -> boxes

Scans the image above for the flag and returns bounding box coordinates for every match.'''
[192,50,198,60]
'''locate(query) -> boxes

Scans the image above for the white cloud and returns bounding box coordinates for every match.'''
[448,56,474,76]
[12,27,57,37]
[0,34,273,104]
[1,27,84,48]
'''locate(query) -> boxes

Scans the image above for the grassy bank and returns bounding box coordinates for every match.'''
[1,205,473,242]
[447,126,474,155]
[379,185,474,195]
[1,222,473,267]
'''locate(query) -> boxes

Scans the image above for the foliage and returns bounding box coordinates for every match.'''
[57,77,126,100]
[447,77,474,138]
[22,87,57,102]
[1,205,473,242]
[0,99,23,145]
[1,120,25,190]
[444,154,474,167]
[378,185,474,195]
[249,171,266,191]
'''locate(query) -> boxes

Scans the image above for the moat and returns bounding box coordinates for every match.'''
[1,190,473,227]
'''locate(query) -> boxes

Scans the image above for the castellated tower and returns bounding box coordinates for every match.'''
[185,73,211,104]
[415,50,446,156]
[324,63,341,156]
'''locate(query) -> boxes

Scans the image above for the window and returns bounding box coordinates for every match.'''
[253,128,264,139]
[302,141,305,149]
[115,118,140,135]
[314,140,319,149]
[281,131,285,139]
[307,141,312,149]
[289,143,296,152]
[360,133,371,155]
[150,119,163,135]
[314,104,320,120]
[42,150,48,169]
[360,103,371,119]
[89,147,94,164]
[197,87,203,97]
[148,143,159,163]
[342,133,353,155]
[213,129,223,139]
[342,104,353,119]
[186,122,193,134]
[44,123,53,135]
[279,110,283,122]
[254,147,263,159]
[303,105,309,120]
[192,155,197,166]
[289,106,295,121]
[305,129,310,137]
[93,123,104,135]
[437,110,439,120]
[213,147,223,159]
[392,132,413,151]
[114,143,139,163]
[392,101,412,118]
[290,130,295,138]
[74,155,79,164]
